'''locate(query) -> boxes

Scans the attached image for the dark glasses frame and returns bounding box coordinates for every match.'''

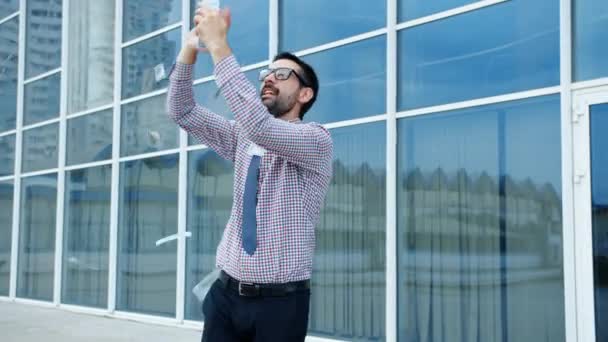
[259,68,310,87]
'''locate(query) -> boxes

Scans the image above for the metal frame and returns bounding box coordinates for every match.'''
[2,0,608,341]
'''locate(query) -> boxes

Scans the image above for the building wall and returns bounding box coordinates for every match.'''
[0,0,607,341]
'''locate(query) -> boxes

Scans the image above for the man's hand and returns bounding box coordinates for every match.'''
[194,7,232,64]
[177,28,204,65]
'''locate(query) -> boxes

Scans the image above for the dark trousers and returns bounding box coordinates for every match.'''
[201,279,311,342]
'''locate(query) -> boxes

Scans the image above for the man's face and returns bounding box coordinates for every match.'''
[260,59,305,118]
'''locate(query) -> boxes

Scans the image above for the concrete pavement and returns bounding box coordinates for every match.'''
[0,301,202,342]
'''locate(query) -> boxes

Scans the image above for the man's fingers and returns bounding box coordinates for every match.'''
[193,14,204,26]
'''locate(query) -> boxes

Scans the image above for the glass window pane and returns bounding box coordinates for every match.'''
[590,103,608,342]
[67,0,115,114]
[280,0,385,52]
[123,0,181,42]
[399,0,478,21]
[0,181,13,296]
[0,16,18,132]
[188,68,262,145]
[67,110,113,166]
[191,0,268,79]
[185,149,233,321]
[0,134,15,176]
[0,0,18,19]
[17,174,57,301]
[121,94,178,157]
[62,165,111,308]
[397,95,564,341]
[22,123,58,173]
[310,122,386,340]
[574,0,608,81]
[302,36,386,124]
[122,28,180,99]
[398,0,559,111]
[24,73,61,126]
[25,0,62,79]
[118,154,178,316]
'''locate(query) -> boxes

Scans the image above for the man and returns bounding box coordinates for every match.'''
[166,6,333,342]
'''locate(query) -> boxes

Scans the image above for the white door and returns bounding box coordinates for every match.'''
[572,87,608,342]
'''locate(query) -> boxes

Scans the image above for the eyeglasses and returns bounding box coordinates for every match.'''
[259,68,310,87]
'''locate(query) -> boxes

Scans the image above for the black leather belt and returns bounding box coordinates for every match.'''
[218,270,310,297]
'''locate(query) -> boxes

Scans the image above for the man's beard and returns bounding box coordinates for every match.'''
[261,86,297,118]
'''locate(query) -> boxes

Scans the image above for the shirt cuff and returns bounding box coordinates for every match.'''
[214,55,242,89]
[169,62,194,81]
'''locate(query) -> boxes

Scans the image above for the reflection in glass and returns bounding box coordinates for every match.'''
[123,0,181,42]
[574,0,608,81]
[118,154,178,316]
[310,122,386,340]
[397,95,564,341]
[17,174,57,301]
[0,181,13,296]
[122,28,180,99]
[0,134,15,176]
[25,0,62,79]
[185,149,233,321]
[67,110,113,166]
[280,0,385,52]
[0,16,18,132]
[591,104,608,342]
[399,0,478,21]
[191,0,268,79]
[189,68,262,145]
[24,73,61,126]
[67,0,115,114]
[22,123,58,173]
[121,94,178,157]
[302,37,386,124]
[398,0,559,110]
[62,165,111,308]
[0,0,18,19]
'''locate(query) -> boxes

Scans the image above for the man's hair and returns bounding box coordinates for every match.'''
[273,52,319,119]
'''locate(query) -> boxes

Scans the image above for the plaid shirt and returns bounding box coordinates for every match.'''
[167,55,333,283]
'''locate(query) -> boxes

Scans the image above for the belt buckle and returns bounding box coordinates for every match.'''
[238,282,257,296]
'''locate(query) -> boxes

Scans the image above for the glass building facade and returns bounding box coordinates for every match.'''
[0,0,606,341]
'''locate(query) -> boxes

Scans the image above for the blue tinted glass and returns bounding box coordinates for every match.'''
[0,181,13,296]
[399,0,478,21]
[62,165,111,308]
[67,0,115,114]
[118,154,178,316]
[591,103,608,342]
[191,0,268,79]
[302,36,386,124]
[574,0,608,81]
[121,94,179,157]
[17,174,57,301]
[398,0,559,110]
[0,0,18,19]
[280,0,386,52]
[22,123,58,173]
[24,73,61,126]
[0,16,18,132]
[67,110,113,166]
[25,0,62,79]
[185,148,233,321]
[189,68,261,145]
[0,134,15,176]
[123,0,181,42]
[122,28,181,99]
[310,122,386,340]
[397,95,564,341]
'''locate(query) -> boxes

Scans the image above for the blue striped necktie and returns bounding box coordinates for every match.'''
[242,155,261,255]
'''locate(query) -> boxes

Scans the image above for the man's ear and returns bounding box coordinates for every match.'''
[298,87,314,105]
